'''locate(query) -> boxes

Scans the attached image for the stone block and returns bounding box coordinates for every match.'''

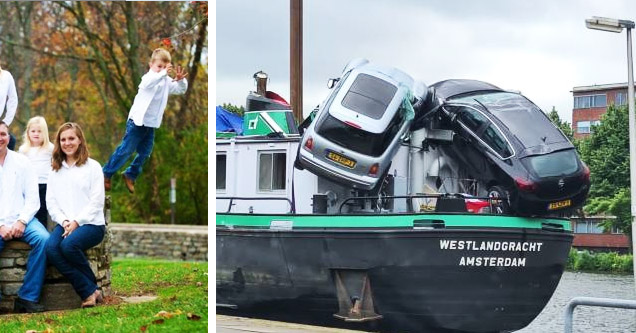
[2,283,22,296]
[41,283,82,310]
[15,257,27,266]
[0,258,14,268]
[0,268,25,282]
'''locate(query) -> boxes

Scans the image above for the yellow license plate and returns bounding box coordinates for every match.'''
[548,199,571,210]
[326,151,356,168]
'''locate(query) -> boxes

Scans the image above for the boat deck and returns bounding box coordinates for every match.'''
[216,315,367,333]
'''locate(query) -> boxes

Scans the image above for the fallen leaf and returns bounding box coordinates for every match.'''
[152,319,165,325]
[26,330,38,333]
[140,325,147,332]
[186,313,201,321]
[154,310,174,319]
[45,318,57,325]
[43,329,54,333]
[196,282,202,287]
[168,295,177,302]
[174,310,183,315]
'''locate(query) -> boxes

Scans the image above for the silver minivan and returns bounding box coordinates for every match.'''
[297,59,427,190]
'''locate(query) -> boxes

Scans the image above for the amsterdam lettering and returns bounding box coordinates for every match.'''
[440,239,543,267]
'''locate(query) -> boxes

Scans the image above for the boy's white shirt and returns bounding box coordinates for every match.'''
[46,158,105,226]
[0,150,40,227]
[127,69,188,128]
[0,70,18,126]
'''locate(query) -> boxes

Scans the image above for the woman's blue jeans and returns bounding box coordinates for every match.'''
[46,224,105,300]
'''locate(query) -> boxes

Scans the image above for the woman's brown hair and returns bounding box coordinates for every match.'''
[51,122,89,171]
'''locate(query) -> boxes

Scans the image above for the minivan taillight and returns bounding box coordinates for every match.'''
[344,121,361,129]
[303,137,314,151]
[368,163,379,176]
[515,177,537,192]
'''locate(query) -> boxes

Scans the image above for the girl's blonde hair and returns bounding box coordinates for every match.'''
[19,116,52,151]
[52,122,89,171]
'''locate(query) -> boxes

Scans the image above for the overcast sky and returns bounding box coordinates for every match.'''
[216,0,636,123]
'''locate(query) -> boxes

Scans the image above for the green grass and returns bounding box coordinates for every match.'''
[0,259,208,332]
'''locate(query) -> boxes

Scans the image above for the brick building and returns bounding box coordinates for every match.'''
[571,82,633,139]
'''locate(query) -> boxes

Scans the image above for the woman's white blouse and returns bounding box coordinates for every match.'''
[46,158,105,226]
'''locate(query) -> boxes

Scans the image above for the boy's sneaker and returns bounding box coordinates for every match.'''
[104,177,112,191]
[122,174,135,193]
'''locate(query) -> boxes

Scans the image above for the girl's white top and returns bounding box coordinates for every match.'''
[46,158,105,226]
[19,143,54,184]
[0,70,18,125]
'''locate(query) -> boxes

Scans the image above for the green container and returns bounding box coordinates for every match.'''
[242,110,298,136]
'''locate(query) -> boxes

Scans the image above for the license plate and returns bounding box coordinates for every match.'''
[548,199,571,210]
[326,151,356,168]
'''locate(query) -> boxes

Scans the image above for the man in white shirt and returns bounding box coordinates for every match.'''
[0,121,50,313]
[0,69,18,150]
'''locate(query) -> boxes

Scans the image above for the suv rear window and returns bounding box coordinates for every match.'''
[317,111,404,157]
[341,73,397,119]
[524,149,579,177]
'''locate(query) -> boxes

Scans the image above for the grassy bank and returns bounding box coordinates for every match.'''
[0,259,208,332]
[567,249,633,274]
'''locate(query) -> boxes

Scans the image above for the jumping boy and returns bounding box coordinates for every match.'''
[103,48,187,193]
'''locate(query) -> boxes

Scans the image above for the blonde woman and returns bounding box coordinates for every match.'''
[46,123,105,308]
[0,64,18,150]
[19,116,54,227]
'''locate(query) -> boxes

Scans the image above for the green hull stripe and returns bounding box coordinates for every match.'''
[216,213,571,231]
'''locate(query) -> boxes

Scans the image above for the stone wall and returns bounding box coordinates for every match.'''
[110,223,208,261]
[0,228,112,312]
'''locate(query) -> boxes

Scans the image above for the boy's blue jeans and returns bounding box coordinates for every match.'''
[46,224,105,300]
[0,219,50,302]
[103,119,155,180]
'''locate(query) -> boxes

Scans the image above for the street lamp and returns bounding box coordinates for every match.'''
[585,16,635,281]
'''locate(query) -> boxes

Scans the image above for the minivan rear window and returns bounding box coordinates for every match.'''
[317,111,404,157]
[341,73,397,119]
[525,149,579,177]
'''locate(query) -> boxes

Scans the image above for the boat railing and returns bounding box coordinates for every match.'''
[217,196,295,214]
[337,193,505,214]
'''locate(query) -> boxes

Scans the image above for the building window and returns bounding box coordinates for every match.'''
[258,151,286,191]
[616,92,627,106]
[217,154,227,190]
[575,221,588,233]
[577,121,590,134]
[574,94,607,109]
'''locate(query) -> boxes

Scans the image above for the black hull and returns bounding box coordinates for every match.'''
[217,228,572,332]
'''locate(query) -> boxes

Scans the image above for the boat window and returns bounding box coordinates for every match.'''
[317,111,404,157]
[341,73,397,119]
[258,151,286,191]
[217,154,226,190]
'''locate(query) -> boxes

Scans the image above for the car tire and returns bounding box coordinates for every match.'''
[487,185,510,214]
[293,147,305,170]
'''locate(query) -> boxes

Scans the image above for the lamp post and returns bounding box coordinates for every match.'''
[585,16,635,283]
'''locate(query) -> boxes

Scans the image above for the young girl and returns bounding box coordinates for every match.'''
[46,122,105,308]
[18,116,54,227]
